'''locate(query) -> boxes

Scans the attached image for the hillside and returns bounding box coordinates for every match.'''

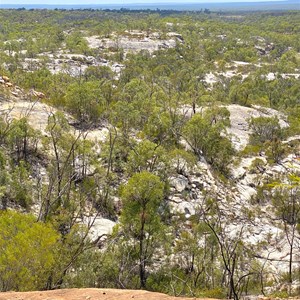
[0,8,299,299]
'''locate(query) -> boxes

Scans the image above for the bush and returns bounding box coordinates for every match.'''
[249,158,266,173]
[249,116,282,145]
[240,144,261,157]
[0,211,59,291]
[197,288,226,299]
[183,108,234,173]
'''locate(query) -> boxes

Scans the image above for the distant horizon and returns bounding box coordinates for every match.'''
[1,0,290,4]
[1,0,299,11]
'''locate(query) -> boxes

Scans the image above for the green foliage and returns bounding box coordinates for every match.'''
[119,171,166,288]
[15,68,52,91]
[41,111,105,223]
[96,233,142,289]
[240,144,261,157]
[46,73,75,108]
[7,117,39,162]
[183,107,234,172]
[0,116,36,209]
[267,174,300,288]
[249,116,282,145]
[229,82,252,106]
[143,109,175,146]
[277,50,300,73]
[286,107,300,136]
[65,31,90,55]
[0,151,10,208]
[169,148,197,174]
[0,7,299,297]
[249,158,266,174]
[269,290,289,298]
[271,177,300,226]
[0,210,59,291]
[120,171,164,235]
[9,161,33,209]
[65,81,105,123]
[197,288,226,299]
[84,66,115,81]
[265,138,285,164]
[248,116,286,162]
[172,221,220,296]
[127,140,169,178]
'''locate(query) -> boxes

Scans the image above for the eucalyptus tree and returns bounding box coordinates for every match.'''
[270,174,300,293]
[118,171,166,289]
[183,107,234,173]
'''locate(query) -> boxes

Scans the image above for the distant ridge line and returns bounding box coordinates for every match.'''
[1,0,299,11]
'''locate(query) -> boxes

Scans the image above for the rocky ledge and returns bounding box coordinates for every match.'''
[0,288,218,300]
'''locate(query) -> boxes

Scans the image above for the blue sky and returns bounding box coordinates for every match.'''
[2,0,286,4]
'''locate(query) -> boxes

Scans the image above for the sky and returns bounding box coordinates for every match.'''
[1,0,287,4]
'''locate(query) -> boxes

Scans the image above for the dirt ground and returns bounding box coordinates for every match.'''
[0,288,219,300]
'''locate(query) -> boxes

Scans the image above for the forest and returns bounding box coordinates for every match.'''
[0,8,300,299]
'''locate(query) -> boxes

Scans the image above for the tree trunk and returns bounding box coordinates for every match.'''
[139,209,146,289]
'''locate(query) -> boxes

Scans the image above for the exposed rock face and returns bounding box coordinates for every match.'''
[3,31,183,80]
[85,31,183,54]
[167,147,300,277]
[0,288,298,300]
[18,53,120,77]
[181,104,288,151]
[84,217,116,242]
[1,101,58,134]
[169,175,189,192]
[227,104,288,150]
[0,289,219,300]
[0,97,109,143]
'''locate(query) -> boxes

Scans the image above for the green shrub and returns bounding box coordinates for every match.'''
[249,158,266,173]
[197,288,226,299]
[0,211,59,291]
[240,144,261,157]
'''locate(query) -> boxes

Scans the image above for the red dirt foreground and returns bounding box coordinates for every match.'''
[0,289,219,300]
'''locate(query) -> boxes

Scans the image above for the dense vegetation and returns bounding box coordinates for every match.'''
[0,8,300,299]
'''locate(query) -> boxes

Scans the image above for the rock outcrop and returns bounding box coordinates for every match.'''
[0,289,218,300]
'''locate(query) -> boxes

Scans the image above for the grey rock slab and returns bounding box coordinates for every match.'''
[169,175,189,192]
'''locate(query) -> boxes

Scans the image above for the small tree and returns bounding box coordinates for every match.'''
[249,116,282,145]
[7,117,39,162]
[170,220,220,297]
[65,81,104,123]
[202,199,257,300]
[126,140,169,179]
[119,171,165,289]
[183,107,234,172]
[270,174,300,293]
[249,116,284,162]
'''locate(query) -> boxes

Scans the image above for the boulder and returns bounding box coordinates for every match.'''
[169,175,188,192]
[2,76,10,82]
[84,217,116,242]
[169,199,196,216]
[31,90,45,99]
[5,82,13,88]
